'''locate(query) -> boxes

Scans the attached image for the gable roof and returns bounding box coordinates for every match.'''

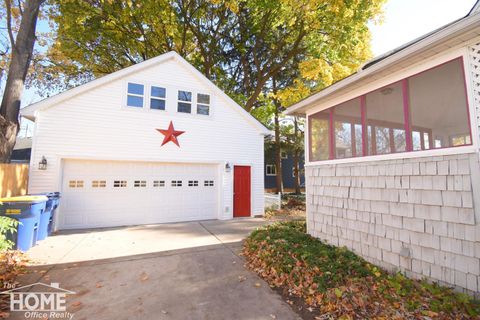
[21,51,271,135]
[286,3,480,115]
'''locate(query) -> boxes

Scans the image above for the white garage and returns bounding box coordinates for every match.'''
[61,160,219,229]
[21,51,270,230]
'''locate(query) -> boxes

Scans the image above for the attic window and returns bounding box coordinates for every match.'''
[178,91,192,113]
[197,94,210,115]
[150,86,166,110]
[127,82,144,108]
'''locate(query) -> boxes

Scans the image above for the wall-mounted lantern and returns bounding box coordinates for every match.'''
[38,156,47,170]
[225,162,232,172]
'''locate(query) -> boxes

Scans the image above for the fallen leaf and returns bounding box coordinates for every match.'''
[71,301,82,307]
[270,314,276,319]
[161,310,168,314]
[238,275,247,282]
[95,282,103,288]
[139,272,149,282]
[334,288,343,298]
[254,283,261,288]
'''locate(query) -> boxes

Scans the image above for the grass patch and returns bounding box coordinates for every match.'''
[243,221,480,319]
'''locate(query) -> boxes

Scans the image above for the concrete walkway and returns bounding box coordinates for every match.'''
[12,219,300,320]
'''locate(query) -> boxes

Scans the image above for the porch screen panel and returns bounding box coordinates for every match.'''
[408,58,471,149]
[309,111,330,161]
[333,98,362,158]
[366,81,406,155]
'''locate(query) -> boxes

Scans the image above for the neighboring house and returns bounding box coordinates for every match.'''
[11,137,32,163]
[287,5,480,294]
[21,51,270,230]
[264,149,305,190]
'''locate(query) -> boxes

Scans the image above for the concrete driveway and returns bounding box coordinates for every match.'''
[11,219,300,320]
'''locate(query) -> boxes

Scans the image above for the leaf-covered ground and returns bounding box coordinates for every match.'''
[0,251,28,318]
[243,221,480,320]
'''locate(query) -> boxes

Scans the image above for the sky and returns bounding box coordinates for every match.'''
[369,0,477,56]
[14,0,480,112]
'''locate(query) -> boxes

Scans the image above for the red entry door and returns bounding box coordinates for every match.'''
[233,166,251,217]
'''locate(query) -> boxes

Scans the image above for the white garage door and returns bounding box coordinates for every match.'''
[60,160,219,229]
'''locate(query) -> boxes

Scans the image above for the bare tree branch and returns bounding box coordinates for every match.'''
[4,0,16,49]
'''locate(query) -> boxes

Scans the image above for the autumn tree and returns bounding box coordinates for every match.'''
[42,0,384,108]
[0,0,45,162]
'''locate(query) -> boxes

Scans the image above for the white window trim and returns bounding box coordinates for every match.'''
[196,93,211,116]
[150,85,167,111]
[266,164,277,176]
[126,82,145,108]
[177,90,193,114]
[281,151,288,159]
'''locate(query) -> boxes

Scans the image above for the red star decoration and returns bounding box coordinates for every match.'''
[156,121,185,147]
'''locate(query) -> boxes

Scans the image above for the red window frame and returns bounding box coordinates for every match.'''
[308,56,473,162]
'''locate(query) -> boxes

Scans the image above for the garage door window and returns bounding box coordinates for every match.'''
[92,180,106,188]
[188,180,199,187]
[134,180,147,187]
[171,180,183,187]
[204,180,214,187]
[114,180,127,187]
[69,180,84,188]
[127,83,144,108]
[178,91,192,113]
[153,180,165,187]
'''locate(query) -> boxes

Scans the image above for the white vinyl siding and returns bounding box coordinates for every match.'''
[28,57,265,226]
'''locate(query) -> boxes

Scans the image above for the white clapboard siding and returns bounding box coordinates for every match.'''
[25,53,267,222]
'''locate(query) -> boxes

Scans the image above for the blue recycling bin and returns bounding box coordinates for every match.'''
[38,198,53,241]
[31,192,60,237]
[0,196,48,251]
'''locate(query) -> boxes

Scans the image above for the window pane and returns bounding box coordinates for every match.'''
[151,86,166,98]
[151,98,165,110]
[412,131,422,150]
[128,83,144,95]
[197,93,210,104]
[409,58,471,149]
[366,81,405,155]
[197,104,209,115]
[309,111,330,161]
[127,95,143,108]
[178,102,191,113]
[178,90,192,101]
[394,128,406,152]
[354,124,363,156]
[334,98,361,158]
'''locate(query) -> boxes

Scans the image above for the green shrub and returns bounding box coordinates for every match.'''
[0,217,18,251]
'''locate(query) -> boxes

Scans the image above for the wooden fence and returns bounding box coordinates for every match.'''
[0,164,29,198]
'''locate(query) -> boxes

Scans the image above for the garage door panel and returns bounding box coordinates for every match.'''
[60,160,218,229]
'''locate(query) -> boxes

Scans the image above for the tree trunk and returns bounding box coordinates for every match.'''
[293,117,301,195]
[0,0,44,162]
